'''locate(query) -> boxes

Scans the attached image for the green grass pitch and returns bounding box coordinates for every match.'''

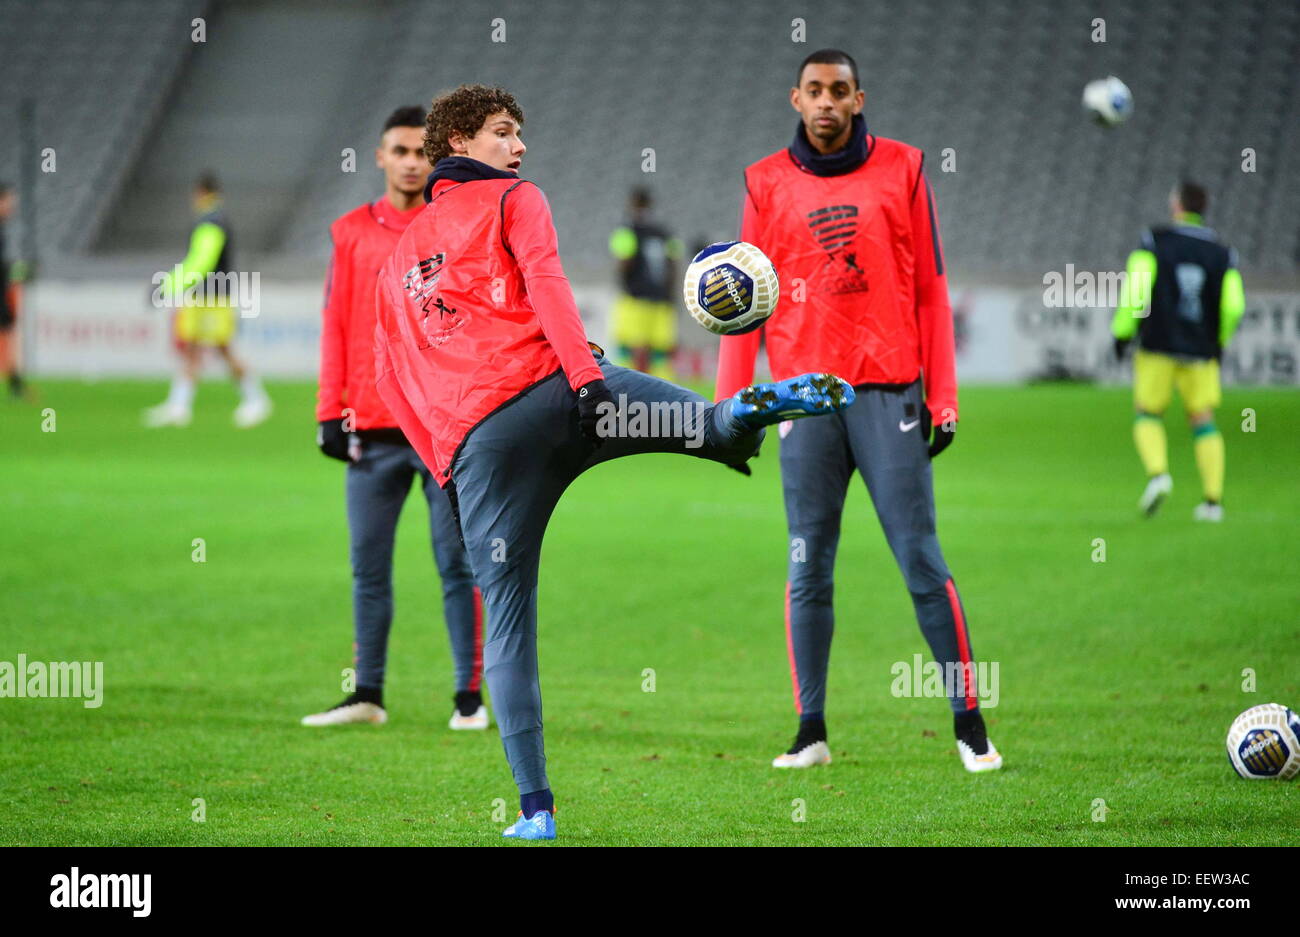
[1,379,1296,846]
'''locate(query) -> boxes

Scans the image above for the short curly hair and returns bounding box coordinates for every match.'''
[424,84,524,164]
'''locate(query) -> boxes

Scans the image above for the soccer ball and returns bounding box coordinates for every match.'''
[682,240,778,335]
[1082,75,1133,127]
[1226,703,1300,780]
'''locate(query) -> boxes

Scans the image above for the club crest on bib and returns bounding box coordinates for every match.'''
[807,204,869,296]
[403,253,466,349]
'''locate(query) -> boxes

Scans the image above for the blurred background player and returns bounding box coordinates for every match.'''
[0,182,25,399]
[1112,180,1245,522]
[608,188,682,379]
[142,172,272,428]
[304,106,487,730]
[715,49,1002,774]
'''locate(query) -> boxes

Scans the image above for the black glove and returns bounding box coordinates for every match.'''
[1113,336,1131,361]
[922,407,956,460]
[317,418,350,462]
[576,379,615,445]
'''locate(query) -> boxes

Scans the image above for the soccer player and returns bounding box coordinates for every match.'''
[0,182,24,398]
[142,173,271,429]
[373,84,854,839]
[304,106,488,730]
[715,49,1002,773]
[608,188,683,378]
[1112,181,1245,521]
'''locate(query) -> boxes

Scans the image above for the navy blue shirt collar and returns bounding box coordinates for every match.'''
[789,113,870,177]
[424,157,520,201]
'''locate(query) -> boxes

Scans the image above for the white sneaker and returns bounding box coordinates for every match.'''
[449,704,490,730]
[301,700,387,727]
[1193,502,1224,522]
[1138,472,1172,516]
[142,402,192,428]
[957,737,1003,773]
[233,396,272,428]
[772,739,832,768]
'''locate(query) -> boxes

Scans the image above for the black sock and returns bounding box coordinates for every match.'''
[520,788,553,817]
[789,716,827,752]
[353,685,383,707]
[954,709,988,755]
[453,689,482,716]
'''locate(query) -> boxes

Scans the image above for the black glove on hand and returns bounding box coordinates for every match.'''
[1113,336,1132,361]
[922,407,956,460]
[317,418,350,462]
[577,379,615,445]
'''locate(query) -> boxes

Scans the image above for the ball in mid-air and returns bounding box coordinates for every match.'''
[1082,75,1134,127]
[683,240,778,335]
[1226,703,1300,780]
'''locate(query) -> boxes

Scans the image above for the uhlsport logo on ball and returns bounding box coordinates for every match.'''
[1225,703,1300,780]
[683,240,779,335]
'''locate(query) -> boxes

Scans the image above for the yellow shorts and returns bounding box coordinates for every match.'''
[174,303,236,347]
[612,295,676,352]
[1133,349,1221,414]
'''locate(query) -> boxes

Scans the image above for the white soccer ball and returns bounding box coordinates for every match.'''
[1226,703,1300,780]
[1082,75,1134,127]
[682,240,778,335]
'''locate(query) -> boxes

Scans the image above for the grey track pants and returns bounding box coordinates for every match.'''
[345,439,482,692]
[779,379,979,718]
[449,355,763,794]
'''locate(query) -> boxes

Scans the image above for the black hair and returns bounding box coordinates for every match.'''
[796,48,860,88]
[195,172,220,194]
[630,187,652,210]
[1177,180,1208,215]
[382,105,426,137]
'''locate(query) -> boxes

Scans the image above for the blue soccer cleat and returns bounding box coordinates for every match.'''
[731,373,855,430]
[502,810,556,841]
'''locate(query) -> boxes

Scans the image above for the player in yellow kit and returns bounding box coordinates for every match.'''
[143,173,271,428]
[1112,182,1245,521]
[608,188,682,379]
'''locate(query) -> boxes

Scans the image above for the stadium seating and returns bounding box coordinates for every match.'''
[1,0,1296,280]
[0,0,205,259]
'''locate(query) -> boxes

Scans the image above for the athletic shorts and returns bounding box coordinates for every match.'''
[611,295,676,351]
[1133,349,1221,414]
[173,303,236,348]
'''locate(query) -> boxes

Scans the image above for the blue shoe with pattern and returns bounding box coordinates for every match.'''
[731,373,855,429]
[502,810,556,840]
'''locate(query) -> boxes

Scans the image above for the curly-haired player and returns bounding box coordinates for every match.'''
[374,84,855,840]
